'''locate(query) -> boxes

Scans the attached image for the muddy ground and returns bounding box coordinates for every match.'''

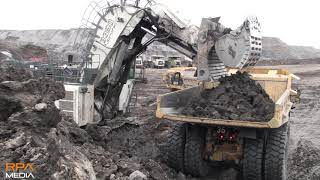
[275,64,320,180]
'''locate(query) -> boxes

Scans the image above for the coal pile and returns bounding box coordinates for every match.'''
[182,72,275,122]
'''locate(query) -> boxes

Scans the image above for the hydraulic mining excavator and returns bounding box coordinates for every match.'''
[52,1,293,180]
[60,0,262,125]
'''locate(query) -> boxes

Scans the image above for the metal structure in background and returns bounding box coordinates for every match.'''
[30,64,81,83]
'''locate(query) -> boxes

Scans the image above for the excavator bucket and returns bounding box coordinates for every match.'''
[215,16,262,68]
[195,16,262,81]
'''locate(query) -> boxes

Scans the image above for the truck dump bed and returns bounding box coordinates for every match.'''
[156,68,297,128]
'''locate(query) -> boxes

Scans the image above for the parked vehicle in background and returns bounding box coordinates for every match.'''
[135,56,143,68]
[165,56,183,68]
[151,55,165,69]
[135,56,147,83]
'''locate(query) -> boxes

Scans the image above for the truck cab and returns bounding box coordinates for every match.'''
[135,56,143,68]
[165,56,183,68]
[151,55,165,69]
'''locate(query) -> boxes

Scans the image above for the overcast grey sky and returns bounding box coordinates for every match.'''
[0,0,319,48]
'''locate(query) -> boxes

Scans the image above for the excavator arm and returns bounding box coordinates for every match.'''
[73,0,262,120]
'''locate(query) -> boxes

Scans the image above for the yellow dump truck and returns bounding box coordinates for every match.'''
[157,68,299,180]
[162,67,198,91]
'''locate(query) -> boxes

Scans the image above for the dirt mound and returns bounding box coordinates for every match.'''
[0,76,65,121]
[0,106,98,179]
[0,66,170,179]
[1,107,164,179]
[0,65,97,179]
[182,72,275,121]
[288,139,320,180]
[0,65,33,82]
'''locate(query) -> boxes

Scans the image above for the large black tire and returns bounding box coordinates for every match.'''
[243,137,264,180]
[164,123,187,171]
[264,123,290,180]
[184,126,209,177]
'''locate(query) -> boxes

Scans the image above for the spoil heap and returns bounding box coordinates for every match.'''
[0,65,32,83]
[182,72,275,122]
[0,65,168,180]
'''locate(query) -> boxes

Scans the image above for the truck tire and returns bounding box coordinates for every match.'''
[164,123,187,171]
[264,123,289,180]
[184,126,209,176]
[243,137,264,180]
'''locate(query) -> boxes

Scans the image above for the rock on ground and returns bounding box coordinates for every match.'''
[129,170,147,180]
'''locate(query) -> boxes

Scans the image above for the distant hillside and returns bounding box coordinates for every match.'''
[0,29,320,63]
[0,29,89,62]
[261,37,320,60]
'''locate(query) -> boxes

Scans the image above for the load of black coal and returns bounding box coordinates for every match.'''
[181,72,275,122]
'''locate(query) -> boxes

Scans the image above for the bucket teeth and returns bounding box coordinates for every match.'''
[243,16,262,68]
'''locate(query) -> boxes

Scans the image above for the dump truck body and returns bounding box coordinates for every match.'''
[158,68,295,128]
